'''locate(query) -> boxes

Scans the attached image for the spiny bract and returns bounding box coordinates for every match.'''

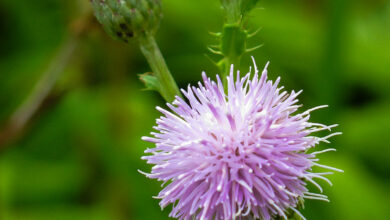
[142,58,341,220]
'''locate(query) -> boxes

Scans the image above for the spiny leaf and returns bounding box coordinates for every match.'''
[247,27,262,38]
[209,31,222,37]
[208,47,223,55]
[246,44,263,53]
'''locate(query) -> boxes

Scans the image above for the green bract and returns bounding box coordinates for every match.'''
[91,0,162,42]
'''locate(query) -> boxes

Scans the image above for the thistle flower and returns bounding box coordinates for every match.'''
[142,58,342,220]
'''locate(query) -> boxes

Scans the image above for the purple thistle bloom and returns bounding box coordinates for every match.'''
[141,58,342,220]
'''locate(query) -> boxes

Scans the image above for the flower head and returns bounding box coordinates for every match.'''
[142,58,341,220]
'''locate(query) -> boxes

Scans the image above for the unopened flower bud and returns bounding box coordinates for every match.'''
[91,0,162,42]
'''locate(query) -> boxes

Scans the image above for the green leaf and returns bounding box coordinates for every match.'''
[139,72,161,92]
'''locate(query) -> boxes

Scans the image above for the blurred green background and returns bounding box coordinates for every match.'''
[0,0,389,219]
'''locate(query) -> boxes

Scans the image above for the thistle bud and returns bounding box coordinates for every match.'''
[91,0,162,42]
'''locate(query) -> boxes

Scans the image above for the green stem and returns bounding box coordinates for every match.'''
[223,0,241,23]
[0,12,93,148]
[0,35,79,148]
[139,34,182,102]
[219,0,244,89]
[14,37,78,128]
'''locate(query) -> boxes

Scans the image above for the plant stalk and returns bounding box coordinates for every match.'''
[0,12,93,148]
[139,33,182,102]
[223,0,241,23]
